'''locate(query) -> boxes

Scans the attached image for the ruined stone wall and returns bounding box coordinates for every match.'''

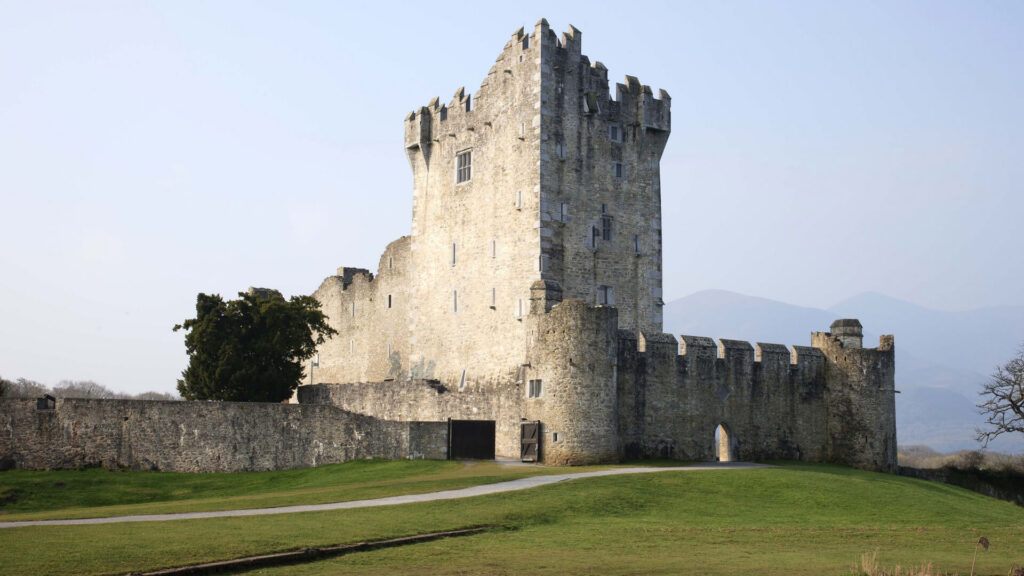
[539,22,670,335]
[312,237,412,384]
[0,398,446,472]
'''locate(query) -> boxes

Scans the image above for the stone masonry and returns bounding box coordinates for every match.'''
[302,20,898,472]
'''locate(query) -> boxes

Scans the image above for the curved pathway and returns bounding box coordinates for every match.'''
[0,462,769,528]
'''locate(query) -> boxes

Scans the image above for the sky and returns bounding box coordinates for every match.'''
[1,1,1022,394]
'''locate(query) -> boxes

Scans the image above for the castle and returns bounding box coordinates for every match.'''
[298,20,898,472]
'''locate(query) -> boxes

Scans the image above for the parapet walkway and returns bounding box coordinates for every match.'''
[0,462,769,528]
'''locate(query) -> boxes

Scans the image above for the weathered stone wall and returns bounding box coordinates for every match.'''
[619,333,830,464]
[299,379,524,459]
[540,23,670,335]
[813,330,898,472]
[0,398,446,472]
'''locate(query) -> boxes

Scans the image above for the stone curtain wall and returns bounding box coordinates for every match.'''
[618,332,830,465]
[0,398,446,472]
[300,379,524,459]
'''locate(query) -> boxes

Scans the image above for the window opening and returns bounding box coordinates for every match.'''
[609,124,621,142]
[632,234,640,254]
[516,298,524,319]
[591,226,600,249]
[350,301,355,317]
[601,215,613,242]
[597,285,615,306]
[491,287,496,308]
[515,190,523,210]
[350,340,354,354]
[387,294,392,308]
[453,290,458,313]
[491,238,497,258]
[528,379,543,398]
[559,202,568,222]
[456,150,472,183]
[613,162,624,179]
[465,94,472,112]
[459,369,467,390]
[451,241,457,266]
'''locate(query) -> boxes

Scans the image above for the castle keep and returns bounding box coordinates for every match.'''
[300,20,898,472]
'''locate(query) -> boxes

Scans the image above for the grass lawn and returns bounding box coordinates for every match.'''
[2,463,1023,575]
[0,459,594,521]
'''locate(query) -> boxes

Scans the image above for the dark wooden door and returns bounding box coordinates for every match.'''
[520,421,540,462]
[448,420,496,460]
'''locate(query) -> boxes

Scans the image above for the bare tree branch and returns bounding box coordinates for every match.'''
[977,345,1024,446]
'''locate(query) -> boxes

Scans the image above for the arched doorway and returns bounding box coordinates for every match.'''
[714,423,733,462]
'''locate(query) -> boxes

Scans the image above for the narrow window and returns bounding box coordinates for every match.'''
[491,287,496,308]
[387,294,392,308]
[388,255,393,269]
[597,285,615,306]
[515,190,523,210]
[516,298,524,319]
[519,122,526,139]
[456,150,472,183]
[350,301,355,317]
[559,202,568,222]
[539,254,547,272]
[613,162,624,179]
[453,290,458,313]
[556,141,566,160]
[459,369,467,390]
[632,234,640,254]
[350,340,354,354]
[609,124,621,142]
[491,238,497,258]
[591,226,600,249]
[451,241,457,266]
[552,432,560,442]
[387,343,392,358]
[602,215,614,242]
[528,379,543,398]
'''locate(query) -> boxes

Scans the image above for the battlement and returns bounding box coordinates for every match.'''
[674,334,829,371]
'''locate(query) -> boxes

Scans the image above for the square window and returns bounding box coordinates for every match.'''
[456,150,472,183]
[528,379,543,398]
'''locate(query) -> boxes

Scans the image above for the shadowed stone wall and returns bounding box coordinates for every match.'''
[0,398,446,472]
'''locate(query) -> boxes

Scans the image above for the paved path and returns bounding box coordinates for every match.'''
[0,462,769,528]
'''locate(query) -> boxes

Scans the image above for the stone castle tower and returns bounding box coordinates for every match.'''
[302,21,897,472]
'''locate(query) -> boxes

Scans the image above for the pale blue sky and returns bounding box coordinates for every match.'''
[2,1,1021,393]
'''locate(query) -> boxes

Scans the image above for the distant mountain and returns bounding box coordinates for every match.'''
[662,289,1024,453]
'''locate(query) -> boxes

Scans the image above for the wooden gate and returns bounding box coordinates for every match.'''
[448,419,496,460]
[520,421,540,462]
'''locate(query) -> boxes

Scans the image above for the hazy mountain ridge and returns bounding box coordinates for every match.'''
[662,289,1024,453]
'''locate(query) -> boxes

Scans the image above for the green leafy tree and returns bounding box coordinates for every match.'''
[174,289,337,402]
[977,344,1024,446]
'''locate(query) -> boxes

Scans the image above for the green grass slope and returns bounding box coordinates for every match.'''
[2,463,1022,575]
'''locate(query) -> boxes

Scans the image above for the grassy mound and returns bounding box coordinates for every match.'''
[1,463,1022,575]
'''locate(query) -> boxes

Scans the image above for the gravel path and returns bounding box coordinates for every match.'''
[0,462,769,528]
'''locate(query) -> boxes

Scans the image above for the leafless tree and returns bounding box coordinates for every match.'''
[977,345,1024,447]
[3,378,51,398]
[52,380,122,399]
